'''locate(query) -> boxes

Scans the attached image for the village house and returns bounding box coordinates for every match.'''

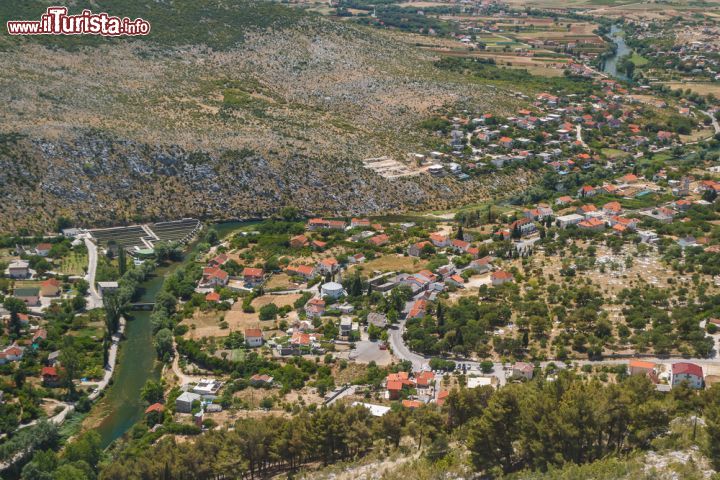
[290,234,309,248]
[446,274,465,288]
[317,257,339,274]
[450,238,470,253]
[145,403,165,416]
[0,344,24,364]
[405,298,427,319]
[408,241,432,257]
[470,256,493,274]
[672,362,703,389]
[35,243,52,257]
[7,260,30,279]
[524,206,553,221]
[40,278,61,297]
[287,264,316,280]
[512,362,534,380]
[205,291,221,303]
[429,232,450,248]
[619,173,639,184]
[577,204,598,217]
[176,392,202,413]
[491,270,513,286]
[97,281,119,296]
[350,218,371,228]
[244,328,264,348]
[14,287,40,306]
[200,267,229,288]
[603,201,622,215]
[386,372,414,400]
[305,298,326,318]
[208,253,228,267]
[578,218,605,231]
[250,374,274,387]
[555,196,573,206]
[312,240,327,251]
[628,360,656,376]
[307,218,329,230]
[348,253,366,264]
[415,370,435,390]
[608,216,638,231]
[192,379,223,396]
[242,267,264,287]
[578,185,597,198]
[41,366,61,387]
[368,234,390,247]
[509,218,537,237]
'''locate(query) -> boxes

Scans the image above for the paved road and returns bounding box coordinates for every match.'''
[88,318,125,401]
[170,341,207,385]
[84,236,102,310]
[704,110,720,135]
[388,320,428,371]
[576,124,588,148]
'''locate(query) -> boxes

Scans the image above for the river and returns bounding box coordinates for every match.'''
[602,25,632,82]
[94,221,246,448]
[94,264,171,448]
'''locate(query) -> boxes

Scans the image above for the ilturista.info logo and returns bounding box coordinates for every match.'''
[7,7,151,36]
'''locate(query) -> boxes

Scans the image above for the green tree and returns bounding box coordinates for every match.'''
[59,337,83,399]
[140,379,165,405]
[154,328,174,361]
[4,296,28,338]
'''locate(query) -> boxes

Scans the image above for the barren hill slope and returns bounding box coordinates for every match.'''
[0,1,529,232]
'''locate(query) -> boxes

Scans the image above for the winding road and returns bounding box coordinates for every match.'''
[704,110,720,135]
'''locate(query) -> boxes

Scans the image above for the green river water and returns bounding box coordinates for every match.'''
[94,265,169,448]
[94,221,249,448]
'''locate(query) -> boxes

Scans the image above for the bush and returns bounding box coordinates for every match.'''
[259,303,278,321]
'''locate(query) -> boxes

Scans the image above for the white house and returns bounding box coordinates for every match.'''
[671,362,703,389]
[7,260,30,279]
[244,328,264,348]
[556,214,584,229]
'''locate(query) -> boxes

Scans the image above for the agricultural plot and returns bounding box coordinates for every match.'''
[90,218,200,250]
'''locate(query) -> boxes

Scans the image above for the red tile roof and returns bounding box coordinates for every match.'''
[491,270,513,280]
[673,362,703,378]
[244,328,263,338]
[145,403,165,414]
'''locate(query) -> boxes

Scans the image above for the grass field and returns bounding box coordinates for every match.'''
[601,148,629,159]
[629,52,649,67]
[183,293,302,339]
[664,82,720,96]
[58,251,88,276]
[350,255,428,273]
[265,273,295,291]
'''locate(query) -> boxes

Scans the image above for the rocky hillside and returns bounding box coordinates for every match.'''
[0,1,529,232]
